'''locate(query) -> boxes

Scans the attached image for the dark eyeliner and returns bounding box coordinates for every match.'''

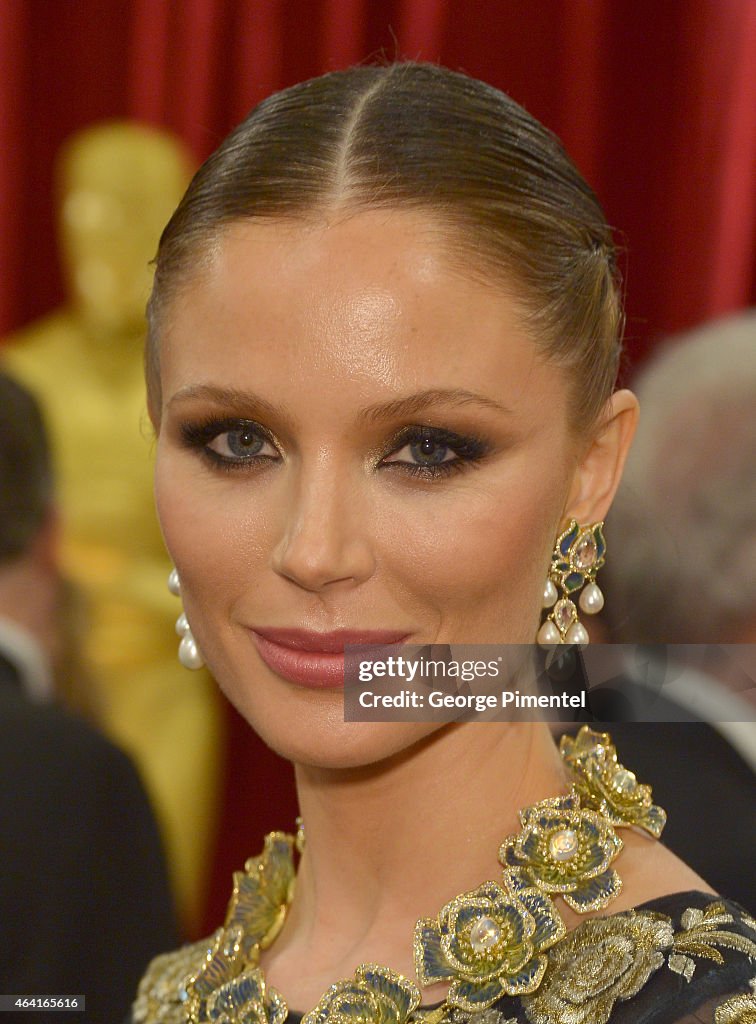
[380,424,491,478]
[179,417,278,470]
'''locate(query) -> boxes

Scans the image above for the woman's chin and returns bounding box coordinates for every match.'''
[245,710,444,772]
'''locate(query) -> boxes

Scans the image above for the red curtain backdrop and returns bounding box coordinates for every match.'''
[2,0,755,354]
[2,0,754,933]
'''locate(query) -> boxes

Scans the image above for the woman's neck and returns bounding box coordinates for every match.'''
[260,722,568,1010]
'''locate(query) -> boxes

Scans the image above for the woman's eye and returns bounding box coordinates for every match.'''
[385,437,455,467]
[207,426,273,460]
[381,427,488,477]
[179,418,279,469]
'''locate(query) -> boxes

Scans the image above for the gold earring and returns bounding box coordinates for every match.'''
[537,520,605,646]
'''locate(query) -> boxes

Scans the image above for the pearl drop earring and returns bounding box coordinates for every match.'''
[537,520,606,647]
[167,569,205,670]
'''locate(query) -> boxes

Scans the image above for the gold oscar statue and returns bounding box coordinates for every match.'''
[3,122,222,934]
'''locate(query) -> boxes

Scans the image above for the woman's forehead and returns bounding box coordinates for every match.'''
[166,210,526,346]
[159,209,568,426]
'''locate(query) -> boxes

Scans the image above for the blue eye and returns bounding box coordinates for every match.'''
[180,418,489,478]
[403,437,454,466]
[382,426,488,478]
[209,426,267,460]
[180,418,278,469]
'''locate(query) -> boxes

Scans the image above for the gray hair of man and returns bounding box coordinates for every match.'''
[602,309,756,644]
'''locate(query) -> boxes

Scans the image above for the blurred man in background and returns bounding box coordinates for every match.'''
[0,371,177,1020]
[600,311,756,908]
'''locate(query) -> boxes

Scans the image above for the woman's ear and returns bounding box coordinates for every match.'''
[564,389,639,525]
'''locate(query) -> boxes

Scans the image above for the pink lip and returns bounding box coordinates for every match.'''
[250,628,410,689]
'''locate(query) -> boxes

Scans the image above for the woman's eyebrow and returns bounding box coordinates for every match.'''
[358,388,511,423]
[167,384,298,431]
[167,384,510,426]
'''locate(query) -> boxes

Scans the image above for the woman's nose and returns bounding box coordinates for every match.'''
[270,459,376,593]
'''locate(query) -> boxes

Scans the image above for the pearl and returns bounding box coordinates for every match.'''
[579,582,604,615]
[542,579,558,608]
[537,621,562,647]
[167,568,181,596]
[565,622,589,646]
[469,915,501,953]
[178,632,204,670]
[548,828,579,861]
[175,612,190,636]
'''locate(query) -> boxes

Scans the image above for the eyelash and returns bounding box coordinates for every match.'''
[179,418,279,473]
[178,418,490,479]
[381,425,489,478]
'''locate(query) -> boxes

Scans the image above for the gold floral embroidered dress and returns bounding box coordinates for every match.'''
[132,731,756,1024]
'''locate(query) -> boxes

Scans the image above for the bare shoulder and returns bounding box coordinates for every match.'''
[560,829,716,931]
[619,828,716,905]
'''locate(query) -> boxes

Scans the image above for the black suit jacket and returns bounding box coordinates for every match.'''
[0,652,178,1023]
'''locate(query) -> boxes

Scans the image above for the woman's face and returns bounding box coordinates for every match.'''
[154,209,581,768]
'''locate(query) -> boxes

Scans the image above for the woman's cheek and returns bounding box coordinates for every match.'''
[154,456,255,606]
[373,480,555,643]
